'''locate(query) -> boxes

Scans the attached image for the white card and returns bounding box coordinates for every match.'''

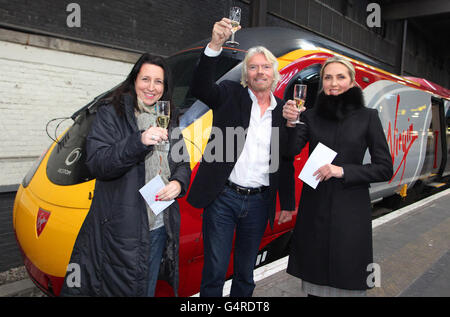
[139,175,174,215]
[299,142,337,189]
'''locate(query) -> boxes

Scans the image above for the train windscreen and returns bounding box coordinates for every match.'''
[46,111,96,186]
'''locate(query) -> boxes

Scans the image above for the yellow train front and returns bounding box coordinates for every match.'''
[13,110,96,295]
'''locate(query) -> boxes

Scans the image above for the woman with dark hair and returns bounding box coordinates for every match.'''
[281,56,392,296]
[60,53,191,297]
[110,53,176,119]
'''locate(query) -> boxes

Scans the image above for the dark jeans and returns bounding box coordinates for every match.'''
[147,226,167,297]
[200,185,270,297]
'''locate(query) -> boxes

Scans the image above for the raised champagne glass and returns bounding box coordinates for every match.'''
[225,6,241,47]
[155,100,170,144]
[291,84,307,124]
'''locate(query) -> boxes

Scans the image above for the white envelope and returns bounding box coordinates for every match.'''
[299,142,337,189]
[139,175,174,215]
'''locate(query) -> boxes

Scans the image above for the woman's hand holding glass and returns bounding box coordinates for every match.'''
[141,126,168,146]
[283,100,305,127]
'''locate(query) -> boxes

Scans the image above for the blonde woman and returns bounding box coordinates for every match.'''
[282,56,393,296]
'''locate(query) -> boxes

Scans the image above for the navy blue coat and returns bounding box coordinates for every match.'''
[60,95,191,296]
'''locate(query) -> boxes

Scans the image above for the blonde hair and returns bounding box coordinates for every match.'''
[241,46,280,91]
[320,56,356,83]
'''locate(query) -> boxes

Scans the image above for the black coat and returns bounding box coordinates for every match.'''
[186,51,296,227]
[60,95,191,296]
[286,87,393,290]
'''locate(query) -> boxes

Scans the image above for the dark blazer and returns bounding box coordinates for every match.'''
[186,50,296,228]
[286,87,393,290]
[60,95,191,296]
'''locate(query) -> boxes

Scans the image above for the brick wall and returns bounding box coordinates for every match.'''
[0,40,133,187]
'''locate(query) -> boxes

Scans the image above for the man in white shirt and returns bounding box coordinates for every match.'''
[187,18,296,297]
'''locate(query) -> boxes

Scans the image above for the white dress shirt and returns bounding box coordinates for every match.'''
[204,45,277,188]
[228,90,277,187]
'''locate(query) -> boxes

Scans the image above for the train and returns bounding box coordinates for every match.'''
[13,26,450,297]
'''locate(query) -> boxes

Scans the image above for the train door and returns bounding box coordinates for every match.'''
[434,98,448,177]
[422,97,448,180]
[445,101,450,176]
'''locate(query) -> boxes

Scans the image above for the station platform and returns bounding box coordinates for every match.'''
[249,188,450,297]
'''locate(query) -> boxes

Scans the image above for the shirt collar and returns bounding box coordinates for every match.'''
[247,89,277,111]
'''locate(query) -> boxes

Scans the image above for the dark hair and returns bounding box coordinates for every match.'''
[110,53,175,123]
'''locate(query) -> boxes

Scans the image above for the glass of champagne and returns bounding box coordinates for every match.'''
[155,100,170,144]
[291,84,307,124]
[225,6,241,47]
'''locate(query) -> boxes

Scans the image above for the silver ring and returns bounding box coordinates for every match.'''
[151,135,156,140]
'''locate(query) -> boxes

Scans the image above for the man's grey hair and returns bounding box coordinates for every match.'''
[240,46,280,92]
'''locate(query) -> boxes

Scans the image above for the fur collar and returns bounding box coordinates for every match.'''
[314,86,365,121]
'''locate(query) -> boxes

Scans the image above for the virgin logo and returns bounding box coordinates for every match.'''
[36,208,51,237]
[387,94,418,184]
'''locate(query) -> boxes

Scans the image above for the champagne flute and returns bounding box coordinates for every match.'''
[291,84,307,124]
[225,6,241,46]
[155,100,170,144]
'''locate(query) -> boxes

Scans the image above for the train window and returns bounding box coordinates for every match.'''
[283,63,322,110]
[46,111,96,186]
[167,50,240,111]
